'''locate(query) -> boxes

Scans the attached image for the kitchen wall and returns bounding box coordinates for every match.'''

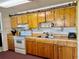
[77,1,79,59]
[0,7,11,51]
[32,27,76,35]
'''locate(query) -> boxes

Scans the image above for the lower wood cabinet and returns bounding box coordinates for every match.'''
[7,37,15,51]
[53,44,59,59]
[26,39,77,59]
[26,40,33,54]
[36,42,50,58]
[26,40,50,58]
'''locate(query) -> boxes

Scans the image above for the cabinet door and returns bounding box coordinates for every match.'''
[64,7,71,27]
[32,41,37,55]
[16,15,22,24]
[43,43,50,58]
[7,38,14,51]
[62,46,73,59]
[31,13,38,29]
[46,10,54,22]
[27,14,32,29]
[53,44,59,59]
[26,40,33,54]
[37,43,45,57]
[55,8,64,27]
[58,46,64,59]
[65,6,76,27]
[11,16,18,28]
[38,12,45,23]
[70,6,76,27]
[55,8,60,27]
[27,13,38,29]
[21,14,28,24]
[59,8,65,27]
[72,47,77,59]
[49,44,54,59]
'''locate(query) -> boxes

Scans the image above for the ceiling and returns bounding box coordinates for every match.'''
[0,0,9,3]
[0,0,77,8]
[0,0,31,8]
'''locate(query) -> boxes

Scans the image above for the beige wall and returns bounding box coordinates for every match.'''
[77,1,79,59]
[0,8,11,51]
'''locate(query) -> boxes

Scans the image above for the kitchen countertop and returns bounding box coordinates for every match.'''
[7,33,77,47]
[26,36,77,47]
[26,36,76,42]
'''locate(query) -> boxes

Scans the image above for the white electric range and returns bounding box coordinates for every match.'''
[14,30,32,54]
[14,36,26,54]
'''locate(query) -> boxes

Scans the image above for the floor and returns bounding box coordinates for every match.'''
[0,51,44,59]
[0,47,3,52]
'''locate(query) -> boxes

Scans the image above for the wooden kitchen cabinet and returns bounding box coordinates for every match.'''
[26,39,37,55]
[54,8,60,21]
[11,16,18,28]
[26,40,33,54]
[27,14,32,29]
[57,43,77,59]
[16,15,22,24]
[7,35,15,51]
[49,44,54,59]
[43,43,51,58]
[65,7,71,27]
[70,6,76,27]
[54,8,61,27]
[26,39,51,58]
[26,38,77,59]
[54,8,65,27]
[27,13,38,29]
[32,41,37,55]
[54,6,76,27]
[72,47,77,59]
[53,44,59,59]
[21,14,28,24]
[11,15,28,28]
[31,13,38,29]
[64,6,76,27]
[38,11,46,23]
[36,42,45,57]
[36,42,50,58]
[62,46,73,59]
[46,10,54,22]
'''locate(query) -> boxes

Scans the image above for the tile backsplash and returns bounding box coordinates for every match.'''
[32,27,76,35]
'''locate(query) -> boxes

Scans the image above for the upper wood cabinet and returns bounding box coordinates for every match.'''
[31,13,38,29]
[70,6,76,27]
[64,6,76,27]
[16,15,22,24]
[11,14,29,28]
[21,14,28,24]
[46,10,55,22]
[54,8,65,27]
[16,15,28,24]
[11,16,18,28]
[38,11,46,23]
[54,6,76,27]
[64,7,71,27]
[27,13,38,29]
[11,6,76,28]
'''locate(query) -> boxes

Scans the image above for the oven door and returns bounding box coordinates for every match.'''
[14,39,25,49]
